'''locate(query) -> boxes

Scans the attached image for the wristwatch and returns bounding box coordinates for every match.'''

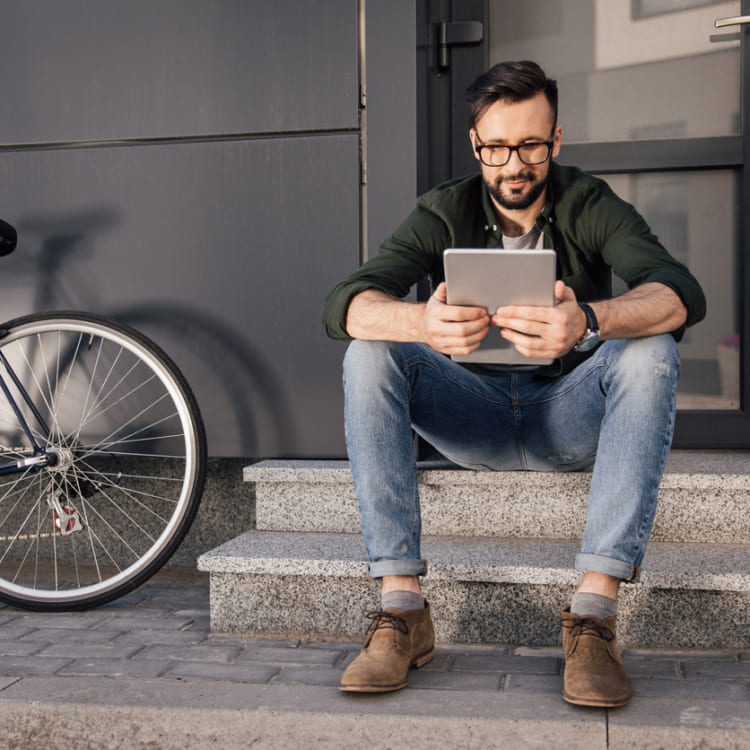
[573,302,600,352]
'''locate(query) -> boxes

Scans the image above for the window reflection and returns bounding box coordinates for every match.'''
[599,171,739,409]
[488,0,740,142]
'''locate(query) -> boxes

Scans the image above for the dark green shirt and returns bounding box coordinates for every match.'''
[322,163,706,372]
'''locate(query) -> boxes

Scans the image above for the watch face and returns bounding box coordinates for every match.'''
[575,330,600,352]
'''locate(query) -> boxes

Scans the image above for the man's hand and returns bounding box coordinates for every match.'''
[420,282,490,355]
[491,281,585,359]
[344,284,489,355]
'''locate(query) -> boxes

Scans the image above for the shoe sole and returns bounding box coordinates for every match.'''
[562,690,632,708]
[339,648,435,693]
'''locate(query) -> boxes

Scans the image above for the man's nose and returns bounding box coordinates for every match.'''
[504,148,526,171]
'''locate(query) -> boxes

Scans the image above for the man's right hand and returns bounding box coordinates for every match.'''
[345,284,489,354]
[420,282,490,355]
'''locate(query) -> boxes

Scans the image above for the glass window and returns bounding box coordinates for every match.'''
[488,0,740,142]
[600,170,739,409]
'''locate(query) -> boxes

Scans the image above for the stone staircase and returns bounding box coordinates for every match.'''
[197,451,750,649]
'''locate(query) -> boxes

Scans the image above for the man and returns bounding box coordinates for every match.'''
[322,61,705,707]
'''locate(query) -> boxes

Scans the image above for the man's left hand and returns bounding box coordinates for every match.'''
[491,281,586,359]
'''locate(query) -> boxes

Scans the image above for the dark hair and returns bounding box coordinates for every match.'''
[465,61,558,130]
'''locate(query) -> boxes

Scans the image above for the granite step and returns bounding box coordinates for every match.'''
[247,452,750,544]
[197,529,750,649]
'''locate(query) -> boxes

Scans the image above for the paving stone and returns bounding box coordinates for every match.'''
[622,658,680,678]
[59,658,175,678]
[134,644,243,663]
[208,635,301,648]
[171,607,211,630]
[97,590,149,608]
[100,607,174,619]
[512,646,563,658]
[681,661,750,680]
[39,644,143,660]
[414,653,454,672]
[272,666,344,687]
[0,676,20,691]
[19,628,125,644]
[12,614,108,630]
[436,644,512,656]
[407,669,503,691]
[0,627,37,641]
[236,646,345,666]
[504,672,563,694]
[0,656,72,675]
[98,616,195,631]
[451,653,560,674]
[624,648,737,661]
[112,629,207,646]
[184,617,211,631]
[165,661,279,683]
[0,641,46,657]
[630,677,750,701]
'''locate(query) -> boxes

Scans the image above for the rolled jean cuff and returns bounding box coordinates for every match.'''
[575,553,640,583]
[368,559,428,579]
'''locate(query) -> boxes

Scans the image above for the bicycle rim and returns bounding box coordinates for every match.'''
[0,312,206,609]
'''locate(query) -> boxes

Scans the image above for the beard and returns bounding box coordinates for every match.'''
[485,168,549,211]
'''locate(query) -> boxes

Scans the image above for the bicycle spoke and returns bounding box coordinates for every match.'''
[0,314,205,609]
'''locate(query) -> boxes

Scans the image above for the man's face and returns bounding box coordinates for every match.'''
[469,93,562,213]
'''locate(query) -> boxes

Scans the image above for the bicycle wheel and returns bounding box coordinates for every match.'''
[0,311,206,610]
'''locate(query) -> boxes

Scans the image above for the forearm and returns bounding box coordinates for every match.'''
[345,289,426,342]
[346,285,491,355]
[590,283,687,341]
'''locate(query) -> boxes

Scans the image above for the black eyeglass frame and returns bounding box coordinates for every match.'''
[474,140,554,167]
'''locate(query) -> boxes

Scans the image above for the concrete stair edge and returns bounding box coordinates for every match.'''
[197,529,750,593]
[248,453,750,545]
[244,451,750,490]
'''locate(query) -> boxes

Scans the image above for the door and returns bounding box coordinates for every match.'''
[419,0,749,448]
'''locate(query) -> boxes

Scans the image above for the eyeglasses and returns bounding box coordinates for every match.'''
[474,140,554,167]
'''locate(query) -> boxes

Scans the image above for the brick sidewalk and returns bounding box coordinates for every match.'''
[0,568,747,703]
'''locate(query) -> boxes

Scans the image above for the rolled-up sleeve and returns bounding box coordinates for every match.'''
[321,206,450,341]
[577,183,707,336]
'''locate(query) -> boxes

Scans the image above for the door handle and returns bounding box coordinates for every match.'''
[714,15,750,28]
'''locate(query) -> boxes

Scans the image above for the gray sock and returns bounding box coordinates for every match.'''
[570,592,618,620]
[381,590,425,612]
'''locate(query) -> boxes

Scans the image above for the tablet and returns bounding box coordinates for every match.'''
[443,248,557,365]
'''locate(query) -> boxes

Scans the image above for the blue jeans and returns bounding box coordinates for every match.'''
[343,336,680,581]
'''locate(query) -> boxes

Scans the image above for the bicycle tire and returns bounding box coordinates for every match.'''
[0,311,206,610]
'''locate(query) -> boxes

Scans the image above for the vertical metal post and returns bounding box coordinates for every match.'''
[358,0,368,263]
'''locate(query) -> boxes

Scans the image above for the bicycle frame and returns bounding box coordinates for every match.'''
[0,347,56,475]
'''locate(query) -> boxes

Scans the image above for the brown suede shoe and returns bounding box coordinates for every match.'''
[561,607,632,708]
[339,603,435,693]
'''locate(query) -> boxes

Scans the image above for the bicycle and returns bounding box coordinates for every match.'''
[0,219,207,611]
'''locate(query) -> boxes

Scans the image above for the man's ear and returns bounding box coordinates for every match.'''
[551,124,562,159]
[469,128,480,160]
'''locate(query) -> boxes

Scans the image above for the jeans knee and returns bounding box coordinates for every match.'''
[608,335,680,387]
[343,340,401,392]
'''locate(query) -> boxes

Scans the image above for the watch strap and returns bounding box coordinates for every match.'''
[578,302,599,333]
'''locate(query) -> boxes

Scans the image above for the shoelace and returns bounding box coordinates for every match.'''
[563,616,615,643]
[364,610,409,636]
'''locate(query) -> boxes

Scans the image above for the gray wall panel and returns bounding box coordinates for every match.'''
[0,1,418,458]
[365,0,417,258]
[1,0,358,144]
[0,135,360,457]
